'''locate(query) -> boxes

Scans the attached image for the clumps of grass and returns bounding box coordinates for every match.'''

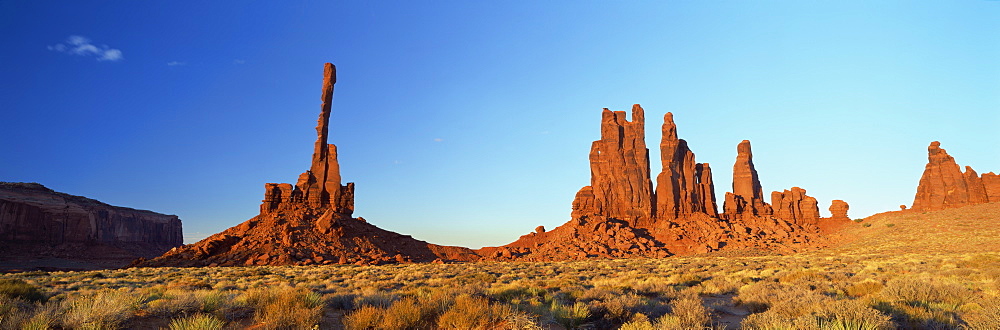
[437,295,520,329]
[343,294,535,329]
[61,289,146,329]
[743,299,892,330]
[662,291,710,329]
[873,277,971,328]
[167,313,226,330]
[549,301,591,329]
[240,286,323,329]
[619,290,710,330]
[845,280,884,298]
[0,278,45,303]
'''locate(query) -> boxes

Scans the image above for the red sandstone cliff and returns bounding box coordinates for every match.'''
[0,182,182,270]
[138,63,475,267]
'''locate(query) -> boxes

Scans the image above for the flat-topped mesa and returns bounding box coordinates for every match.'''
[581,104,654,224]
[911,141,998,211]
[723,140,771,220]
[655,112,717,221]
[770,187,819,226]
[261,63,354,216]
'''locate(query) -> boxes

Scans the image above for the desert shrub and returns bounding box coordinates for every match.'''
[327,293,358,309]
[619,312,700,330]
[0,296,33,330]
[618,313,656,330]
[666,291,709,329]
[61,289,146,329]
[550,301,590,329]
[697,276,741,295]
[353,292,398,308]
[879,277,969,307]
[247,287,323,330]
[0,279,45,303]
[845,281,884,298]
[598,293,651,321]
[379,297,433,329]
[167,313,226,330]
[343,305,383,330]
[437,295,517,329]
[816,300,893,330]
[19,301,61,330]
[962,297,1000,330]
[737,282,830,314]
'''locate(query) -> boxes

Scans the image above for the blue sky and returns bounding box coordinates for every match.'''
[1,1,997,248]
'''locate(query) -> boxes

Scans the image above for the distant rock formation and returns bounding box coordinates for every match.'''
[829,200,850,221]
[655,112,717,222]
[483,106,848,261]
[912,141,998,211]
[138,63,476,267]
[0,182,182,270]
[577,105,654,225]
[722,140,772,220]
[770,187,819,226]
[983,172,1000,203]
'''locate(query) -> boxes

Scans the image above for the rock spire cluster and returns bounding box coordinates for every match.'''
[912,141,999,211]
[488,105,853,261]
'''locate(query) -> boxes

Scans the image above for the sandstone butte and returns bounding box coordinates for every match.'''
[478,106,855,261]
[0,182,182,271]
[911,141,1000,211]
[136,63,477,267]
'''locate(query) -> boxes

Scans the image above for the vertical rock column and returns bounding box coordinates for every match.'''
[585,105,654,223]
[723,140,770,220]
[655,112,717,221]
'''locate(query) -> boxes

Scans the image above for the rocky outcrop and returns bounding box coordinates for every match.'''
[770,187,819,226]
[485,107,846,261]
[722,140,772,220]
[965,166,989,205]
[829,200,850,221]
[581,105,654,225]
[0,182,182,270]
[912,141,998,211]
[983,172,1000,203]
[655,112,718,221]
[138,63,476,267]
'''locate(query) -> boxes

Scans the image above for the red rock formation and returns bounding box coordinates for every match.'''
[484,107,843,261]
[655,112,718,221]
[583,105,654,224]
[965,166,989,205]
[983,172,1000,203]
[829,200,850,221]
[723,140,771,220]
[770,187,819,226]
[0,182,182,270]
[138,63,476,267]
[913,142,976,211]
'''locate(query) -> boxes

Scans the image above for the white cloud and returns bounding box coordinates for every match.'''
[433,138,444,142]
[167,61,186,66]
[49,35,123,62]
[233,59,246,65]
